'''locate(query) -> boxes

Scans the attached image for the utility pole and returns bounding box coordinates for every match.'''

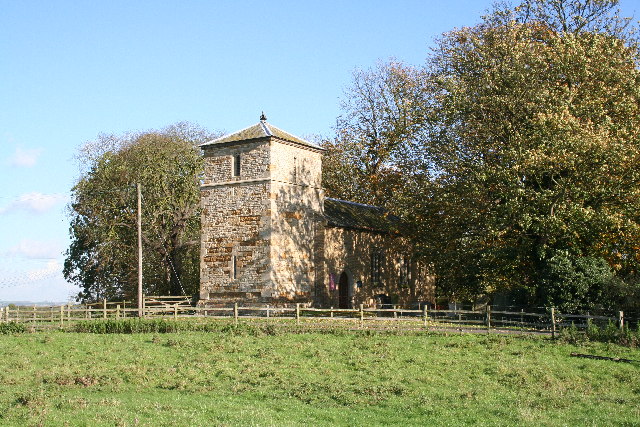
[137,183,143,317]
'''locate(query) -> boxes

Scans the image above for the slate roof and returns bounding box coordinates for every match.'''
[200,120,322,150]
[323,198,403,234]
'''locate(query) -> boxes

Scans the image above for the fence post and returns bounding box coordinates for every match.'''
[234,303,238,325]
[116,305,121,319]
[103,299,107,319]
[60,305,64,327]
[330,307,334,318]
[485,305,491,328]
[393,305,398,319]
[551,307,557,339]
[360,304,364,328]
[618,311,624,330]
[32,305,36,324]
[266,304,270,318]
[423,305,428,327]
[174,304,178,320]
[296,303,300,325]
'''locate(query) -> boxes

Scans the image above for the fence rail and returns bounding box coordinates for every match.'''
[1,301,634,335]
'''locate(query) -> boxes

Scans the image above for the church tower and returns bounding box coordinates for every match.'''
[199,115,324,305]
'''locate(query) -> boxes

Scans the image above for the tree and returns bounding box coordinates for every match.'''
[495,0,638,43]
[420,3,640,308]
[64,123,219,302]
[322,61,430,208]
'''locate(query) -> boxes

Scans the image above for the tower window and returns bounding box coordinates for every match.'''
[233,154,241,177]
[231,255,237,280]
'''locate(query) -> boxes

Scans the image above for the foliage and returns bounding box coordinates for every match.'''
[415,3,640,308]
[491,0,639,44]
[64,122,220,302]
[71,318,276,335]
[538,250,618,311]
[561,319,640,347]
[0,322,27,334]
[322,61,431,209]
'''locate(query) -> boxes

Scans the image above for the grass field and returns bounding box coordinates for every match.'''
[0,321,638,426]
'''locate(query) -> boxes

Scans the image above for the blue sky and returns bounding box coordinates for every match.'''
[1,0,637,302]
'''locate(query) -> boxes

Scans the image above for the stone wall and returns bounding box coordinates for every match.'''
[202,140,270,185]
[200,139,273,304]
[268,139,324,302]
[321,227,435,308]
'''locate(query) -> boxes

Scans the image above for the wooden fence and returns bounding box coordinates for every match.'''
[0,301,633,336]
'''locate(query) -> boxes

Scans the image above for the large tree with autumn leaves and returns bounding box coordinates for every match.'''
[424,14,640,310]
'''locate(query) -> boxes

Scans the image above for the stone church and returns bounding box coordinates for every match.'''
[199,116,434,308]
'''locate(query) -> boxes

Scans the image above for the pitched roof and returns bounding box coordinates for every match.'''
[200,120,322,150]
[323,198,403,234]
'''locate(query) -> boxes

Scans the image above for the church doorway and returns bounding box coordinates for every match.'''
[338,272,350,309]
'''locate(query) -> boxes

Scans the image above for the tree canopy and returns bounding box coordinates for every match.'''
[321,61,431,209]
[64,123,218,302]
[423,17,640,309]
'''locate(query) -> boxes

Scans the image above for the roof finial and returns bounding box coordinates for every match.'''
[260,111,267,121]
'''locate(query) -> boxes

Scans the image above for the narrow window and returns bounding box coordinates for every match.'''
[371,249,382,287]
[293,157,298,183]
[399,256,410,288]
[233,154,241,177]
[231,255,237,280]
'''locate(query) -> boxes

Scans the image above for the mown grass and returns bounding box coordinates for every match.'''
[0,321,638,426]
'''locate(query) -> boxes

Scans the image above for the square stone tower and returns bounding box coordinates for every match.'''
[199,116,324,305]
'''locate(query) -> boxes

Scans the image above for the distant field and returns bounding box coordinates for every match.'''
[0,323,638,426]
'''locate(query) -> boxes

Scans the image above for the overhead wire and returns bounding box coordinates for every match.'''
[151,227,188,296]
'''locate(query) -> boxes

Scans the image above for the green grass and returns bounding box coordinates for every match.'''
[0,321,638,426]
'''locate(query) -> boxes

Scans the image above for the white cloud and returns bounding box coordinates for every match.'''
[8,146,43,167]
[0,259,77,302]
[5,239,63,259]
[26,259,61,282]
[0,192,68,214]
